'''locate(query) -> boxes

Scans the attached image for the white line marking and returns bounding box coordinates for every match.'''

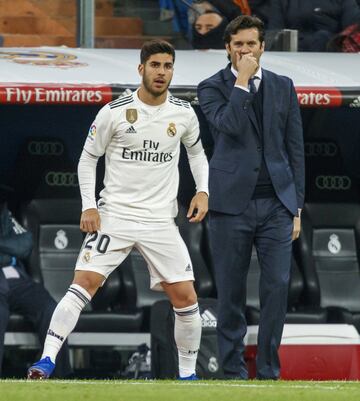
[1,380,359,390]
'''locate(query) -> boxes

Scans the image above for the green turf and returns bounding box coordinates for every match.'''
[1,380,360,401]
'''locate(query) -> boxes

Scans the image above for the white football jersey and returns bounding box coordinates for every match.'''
[83,89,205,221]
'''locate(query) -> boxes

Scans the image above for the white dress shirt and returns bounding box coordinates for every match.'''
[231,65,262,93]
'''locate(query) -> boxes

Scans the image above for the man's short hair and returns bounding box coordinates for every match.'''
[196,9,224,20]
[140,40,175,64]
[223,15,265,44]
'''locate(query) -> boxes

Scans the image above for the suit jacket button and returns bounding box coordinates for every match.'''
[257,146,262,152]
[254,167,260,172]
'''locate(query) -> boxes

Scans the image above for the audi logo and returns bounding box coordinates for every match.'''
[45,172,78,187]
[305,142,337,157]
[315,175,351,191]
[28,141,64,156]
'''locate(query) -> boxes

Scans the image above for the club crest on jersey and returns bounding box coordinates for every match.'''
[82,251,91,263]
[167,122,177,137]
[126,108,138,124]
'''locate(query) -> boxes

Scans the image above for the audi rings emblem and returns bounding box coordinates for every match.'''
[305,142,337,157]
[45,172,78,187]
[28,141,64,156]
[315,175,351,191]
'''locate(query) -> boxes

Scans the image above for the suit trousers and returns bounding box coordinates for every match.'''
[0,275,71,377]
[209,196,293,379]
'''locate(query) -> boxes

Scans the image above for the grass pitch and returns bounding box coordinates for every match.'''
[1,379,360,401]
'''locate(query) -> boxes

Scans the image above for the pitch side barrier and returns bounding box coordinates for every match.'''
[4,332,150,350]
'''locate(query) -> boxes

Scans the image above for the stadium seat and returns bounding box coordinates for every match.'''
[298,203,360,332]
[18,198,142,333]
[245,249,327,325]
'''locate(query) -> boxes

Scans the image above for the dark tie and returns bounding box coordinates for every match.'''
[249,77,258,94]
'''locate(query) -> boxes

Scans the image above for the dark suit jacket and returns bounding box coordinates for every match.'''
[0,204,33,295]
[197,64,305,216]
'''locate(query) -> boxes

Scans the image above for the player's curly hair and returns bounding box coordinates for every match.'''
[223,15,265,44]
[140,40,175,64]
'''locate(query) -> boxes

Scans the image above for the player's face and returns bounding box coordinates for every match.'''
[226,28,264,68]
[139,53,174,97]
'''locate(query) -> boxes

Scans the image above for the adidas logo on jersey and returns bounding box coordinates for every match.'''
[185,264,192,272]
[201,309,217,328]
[125,125,137,134]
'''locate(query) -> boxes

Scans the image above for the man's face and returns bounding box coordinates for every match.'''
[225,28,264,69]
[138,53,174,97]
[195,13,223,35]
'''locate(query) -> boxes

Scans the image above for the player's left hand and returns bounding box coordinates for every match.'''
[292,215,301,241]
[187,192,208,223]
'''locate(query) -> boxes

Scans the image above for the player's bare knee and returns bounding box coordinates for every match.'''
[72,278,96,295]
[72,272,103,296]
[173,292,198,309]
[184,294,198,308]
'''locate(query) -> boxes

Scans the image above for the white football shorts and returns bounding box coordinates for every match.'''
[75,214,194,291]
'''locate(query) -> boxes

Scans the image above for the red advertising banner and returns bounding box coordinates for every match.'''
[295,87,342,107]
[0,84,358,108]
[0,84,113,105]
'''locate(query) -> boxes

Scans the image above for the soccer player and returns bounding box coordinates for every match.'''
[27,40,209,380]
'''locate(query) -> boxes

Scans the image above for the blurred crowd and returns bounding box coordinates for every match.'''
[159,0,360,52]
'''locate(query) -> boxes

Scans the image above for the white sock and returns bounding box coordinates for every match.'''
[41,284,91,363]
[173,303,202,378]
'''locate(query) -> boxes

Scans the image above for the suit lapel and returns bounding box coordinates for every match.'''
[262,69,274,141]
[223,65,236,97]
[223,65,260,137]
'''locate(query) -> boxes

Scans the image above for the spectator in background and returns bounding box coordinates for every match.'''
[187,1,240,43]
[248,0,271,28]
[159,0,175,21]
[188,0,216,39]
[192,11,228,49]
[190,1,270,37]
[226,0,271,28]
[189,1,241,30]
[172,0,271,45]
[205,0,242,21]
[161,0,193,38]
[268,0,360,51]
[327,17,360,52]
[0,184,71,378]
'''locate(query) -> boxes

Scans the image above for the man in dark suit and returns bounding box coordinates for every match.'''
[0,184,71,377]
[197,15,304,379]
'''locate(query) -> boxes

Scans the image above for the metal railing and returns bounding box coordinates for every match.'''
[266,29,298,52]
[77,0,95,48]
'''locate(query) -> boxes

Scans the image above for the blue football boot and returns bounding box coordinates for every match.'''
[178,373,199,380]
[27,356,55,380]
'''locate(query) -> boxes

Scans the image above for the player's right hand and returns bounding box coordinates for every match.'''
[80,208,101,233]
